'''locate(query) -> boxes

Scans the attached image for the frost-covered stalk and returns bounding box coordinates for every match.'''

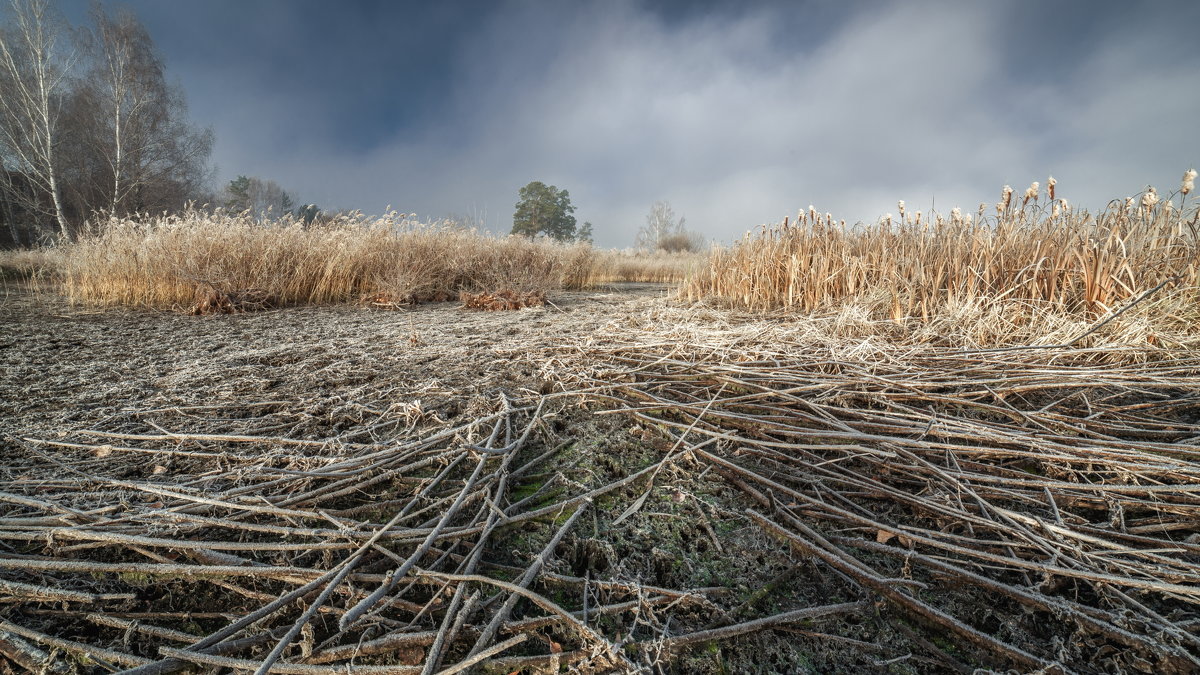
[1141,186,1159,219]
[1022,181,1039,209]
[997,185,1013,216]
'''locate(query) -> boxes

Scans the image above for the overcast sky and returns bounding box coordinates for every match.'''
[60,0,1200,247]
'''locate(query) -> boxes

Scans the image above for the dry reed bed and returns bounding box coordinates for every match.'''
[60,210,600,310]
[0,247,62,282]
[549,332,1200,673]
[686,181,1199,332]
[581,250,704,285]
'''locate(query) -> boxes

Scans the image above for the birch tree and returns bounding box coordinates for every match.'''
[0,0,73,238]
[636,201,684,251]
[67,5,212,217]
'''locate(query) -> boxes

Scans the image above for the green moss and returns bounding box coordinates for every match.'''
[117,572,154,586]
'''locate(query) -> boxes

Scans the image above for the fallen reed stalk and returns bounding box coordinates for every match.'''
[556,330,1200,672]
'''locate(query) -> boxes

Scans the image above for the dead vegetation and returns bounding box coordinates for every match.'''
[3,177,1200,672]
[3,283,1200,673]
[686,180,1199,336]
[573,250,703,287]
[50,210,699,313]
[550,331,1200,673]
[57,210,587,311]
[189,283,278,315]
[459,290,546,311]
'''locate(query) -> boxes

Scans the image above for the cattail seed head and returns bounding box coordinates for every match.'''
[1047,176,1056,201]
[1183,169,1197,196]
[998,185,1013,215]
[1022,181,1039,207]
[884,213,893,226]
[1141,187,1159,212]
[951,207,962,223]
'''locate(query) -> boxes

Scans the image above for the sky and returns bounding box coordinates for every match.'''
[59,0,1200,247]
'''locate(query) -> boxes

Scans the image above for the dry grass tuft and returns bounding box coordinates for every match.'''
[60,209,592,310]
[685,181,1199,344]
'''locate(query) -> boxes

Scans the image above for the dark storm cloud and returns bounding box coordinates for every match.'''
[63,0,1200,246]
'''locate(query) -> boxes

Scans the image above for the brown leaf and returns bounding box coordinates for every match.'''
[876,529,896,544]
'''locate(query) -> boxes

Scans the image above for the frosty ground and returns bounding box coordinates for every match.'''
[2,283,1197,673]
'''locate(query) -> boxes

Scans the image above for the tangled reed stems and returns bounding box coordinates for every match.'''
[7,389,840,673]
[555,335,1200,673]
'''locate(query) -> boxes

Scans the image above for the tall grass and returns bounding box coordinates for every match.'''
[0,247,63,282]
[566,250,704,288]
[62,210,590,308]
[686,182,1199,328]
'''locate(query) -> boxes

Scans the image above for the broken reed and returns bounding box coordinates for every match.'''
[62,209,599,308]
[686,182,1199,321]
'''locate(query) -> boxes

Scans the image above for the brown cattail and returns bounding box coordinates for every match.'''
[1047,176,1056,201]
[1141,187,1159,212]
[1022,181,1039,208]
[997,185,1013,215]
[1057,198,1069,217]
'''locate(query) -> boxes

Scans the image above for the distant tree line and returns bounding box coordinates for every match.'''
[0,0,212,246]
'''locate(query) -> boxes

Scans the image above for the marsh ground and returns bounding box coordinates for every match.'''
[2,283,1196,673]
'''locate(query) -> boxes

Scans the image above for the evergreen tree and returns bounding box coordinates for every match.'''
[511,180,576,241]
